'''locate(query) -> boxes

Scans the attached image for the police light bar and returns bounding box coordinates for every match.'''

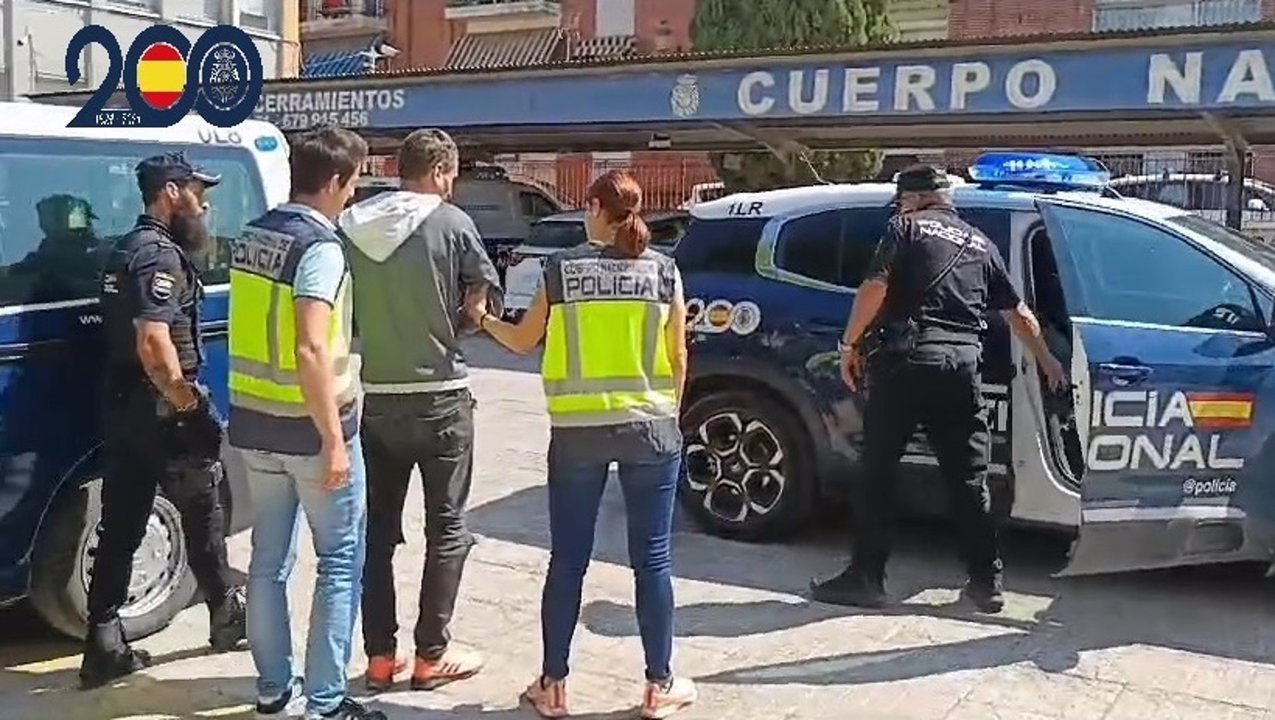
[968,152,1111,190]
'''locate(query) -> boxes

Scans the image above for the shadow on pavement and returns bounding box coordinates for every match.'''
[468,481,1275,686]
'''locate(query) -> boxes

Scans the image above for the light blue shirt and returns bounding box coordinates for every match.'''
[277,203,346,305]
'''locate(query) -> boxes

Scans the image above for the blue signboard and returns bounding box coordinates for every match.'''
[252,40,1275,131]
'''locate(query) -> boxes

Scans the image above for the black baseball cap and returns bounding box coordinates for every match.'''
[136,152,221,193]
[893,164,952,199]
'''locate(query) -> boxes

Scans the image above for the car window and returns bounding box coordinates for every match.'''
[841,207,892,286]
[0,136,266,305]
[519,191,557,220]
[675,218,766,276]
[649,216,688,247]
[956,206,1013,258]
[775,210,844,286]
[1044,204,1262,332]
[525,220,587,249]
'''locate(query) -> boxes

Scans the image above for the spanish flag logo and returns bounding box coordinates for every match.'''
[1186,392,1255,430]
[136,42,186,110]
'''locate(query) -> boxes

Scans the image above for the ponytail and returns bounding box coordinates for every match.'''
[613,210,651,258]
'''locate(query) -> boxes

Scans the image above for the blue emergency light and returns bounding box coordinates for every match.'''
[968,152,1111,191]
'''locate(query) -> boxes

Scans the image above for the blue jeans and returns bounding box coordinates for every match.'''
[541,440,679,682]
[242,436,367,716]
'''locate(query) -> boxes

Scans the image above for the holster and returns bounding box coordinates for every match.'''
[861,318,921,361]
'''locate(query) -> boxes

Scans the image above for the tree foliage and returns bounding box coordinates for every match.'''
[690,0,897,192]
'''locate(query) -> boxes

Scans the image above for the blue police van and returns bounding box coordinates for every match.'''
[675,152,1275,576]
[0,103,288,638]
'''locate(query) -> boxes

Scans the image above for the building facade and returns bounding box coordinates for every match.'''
[311,0,1275,207]
[2,0,299,101]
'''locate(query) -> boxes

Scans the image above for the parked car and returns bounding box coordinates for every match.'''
[503,210,690,314]
[1108,172,1275,241]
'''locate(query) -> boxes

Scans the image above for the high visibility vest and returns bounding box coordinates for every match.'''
[540,244,678,428]
[227,209,358,452]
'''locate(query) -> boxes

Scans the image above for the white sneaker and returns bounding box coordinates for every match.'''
[640,677,697,719]
[256,677,304,719]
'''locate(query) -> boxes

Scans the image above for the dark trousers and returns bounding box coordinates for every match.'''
[361,389,476,660]
[87,387,233,626]
[852,342,1003,583]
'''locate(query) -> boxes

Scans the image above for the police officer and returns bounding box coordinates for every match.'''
[82,153,246,689]
[811,165,1067,614]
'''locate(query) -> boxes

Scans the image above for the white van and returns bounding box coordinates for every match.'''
[0,102,287,640]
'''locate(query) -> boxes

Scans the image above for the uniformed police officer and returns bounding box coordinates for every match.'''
[811,165,1067,614]
[82,153,246,689]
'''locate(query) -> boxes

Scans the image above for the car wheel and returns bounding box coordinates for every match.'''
[679,390,815,541]
[28,478,197,641]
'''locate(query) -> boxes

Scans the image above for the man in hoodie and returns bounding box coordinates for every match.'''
[339,128,500,692]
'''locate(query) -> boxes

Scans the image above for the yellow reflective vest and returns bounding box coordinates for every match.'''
[227,208,358,454]
[540,244,678,428]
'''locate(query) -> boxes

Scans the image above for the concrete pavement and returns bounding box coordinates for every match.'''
[2,338,1275,719]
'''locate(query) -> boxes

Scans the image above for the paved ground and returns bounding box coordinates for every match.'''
[3,338,1275,719]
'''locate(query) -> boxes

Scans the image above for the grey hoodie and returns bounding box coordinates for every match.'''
[339,190,501,395]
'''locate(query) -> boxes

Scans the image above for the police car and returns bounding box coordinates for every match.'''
[0,103,287,638]
[675,151,1275,576]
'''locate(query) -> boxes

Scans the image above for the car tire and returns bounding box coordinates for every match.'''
[27,478,197,641]
[679,390,815,542]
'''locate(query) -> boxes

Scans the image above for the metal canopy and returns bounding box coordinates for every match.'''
[28,25,1275,154]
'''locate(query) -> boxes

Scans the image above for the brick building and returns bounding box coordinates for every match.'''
[300,0,1275,206]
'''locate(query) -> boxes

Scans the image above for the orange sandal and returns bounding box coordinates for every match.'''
[364,655,407,692]
[521,675,568,718]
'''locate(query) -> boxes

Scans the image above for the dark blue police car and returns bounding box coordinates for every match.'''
[674,152,1275,576]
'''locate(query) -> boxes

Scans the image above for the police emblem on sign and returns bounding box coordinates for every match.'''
[671,74,700,118]
[151,271,176,300]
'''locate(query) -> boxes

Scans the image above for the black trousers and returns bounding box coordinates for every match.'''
[87,385,233,626]
[361,389,477,660]
[852,342,1003,583]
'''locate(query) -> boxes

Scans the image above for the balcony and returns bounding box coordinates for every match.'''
[446,0,561,32]
[1093,0,1262,32]
[301,0,388,39]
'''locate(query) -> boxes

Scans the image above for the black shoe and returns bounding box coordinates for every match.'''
[255,676,303,718]
[320,697,387,720]
[962,576,1005,614]
[209,586,247,652]
[79,620,151,690]
[810,567,888,608]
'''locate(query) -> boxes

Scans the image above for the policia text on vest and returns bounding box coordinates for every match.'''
[560,257,663,302]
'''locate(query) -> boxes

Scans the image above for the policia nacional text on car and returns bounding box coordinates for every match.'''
[811,165,1067,614]
[83,153,246,689]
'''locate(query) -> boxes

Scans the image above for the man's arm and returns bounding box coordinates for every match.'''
[842,220,905,347]
[130,244,198,410]
[987,245,1066,389]
[456,217,503,326]
[292,242,347,446]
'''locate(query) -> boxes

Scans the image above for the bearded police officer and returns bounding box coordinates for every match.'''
[811,165,1067,614]
[83,153,246,689]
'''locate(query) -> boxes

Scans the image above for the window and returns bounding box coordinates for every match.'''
[525,220,587,249]
[772,207,890,288]
[1044,205,1262,332]
[649,216,688,248]
[0,137,266,305]
[956,206,1013,258]
[775,210,844,286]
[674,218,766,276]
[518,192,557,221]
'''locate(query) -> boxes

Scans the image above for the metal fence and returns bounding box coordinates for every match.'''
[304,0,386,21]
[494,156,721,211]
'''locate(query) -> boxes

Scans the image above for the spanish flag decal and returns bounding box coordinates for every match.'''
[1186,392,1254,430]
[137,43,185,110]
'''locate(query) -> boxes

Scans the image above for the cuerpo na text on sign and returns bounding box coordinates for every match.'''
[734,50,1274,115]
[255,89,407,130]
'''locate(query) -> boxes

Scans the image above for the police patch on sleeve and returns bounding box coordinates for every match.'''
[151,271,176,301]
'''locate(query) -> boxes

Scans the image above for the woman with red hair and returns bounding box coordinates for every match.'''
[475,170,695,718]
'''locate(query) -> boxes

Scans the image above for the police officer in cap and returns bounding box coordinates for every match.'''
[82,152,246,689]
[811,164,1067,613]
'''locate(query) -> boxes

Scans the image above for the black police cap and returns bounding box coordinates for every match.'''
[136,152,221,192]
[894,164,951,196]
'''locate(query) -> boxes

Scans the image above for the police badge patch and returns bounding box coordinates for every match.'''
[151,271,176,301]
